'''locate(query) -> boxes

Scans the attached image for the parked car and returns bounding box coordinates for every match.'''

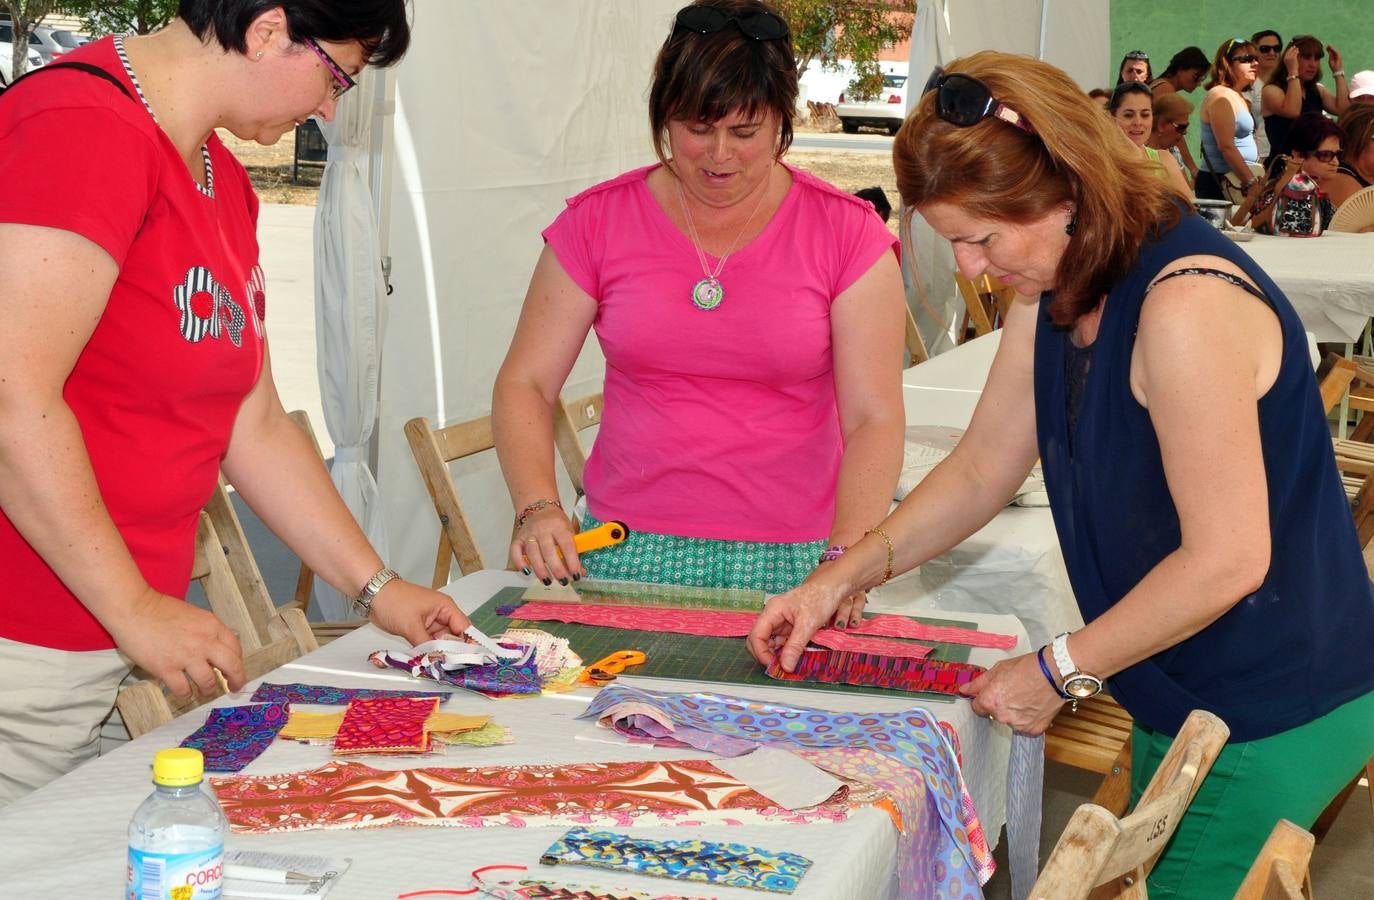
[836,73,908,135]
[0,33,45,86]
[27,25,84,63]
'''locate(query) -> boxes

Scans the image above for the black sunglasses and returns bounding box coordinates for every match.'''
[923,67,1036,136]
[1229,54,1259,64]
[674,5,789,41]
[1125,50,1150,60]
[1172,120,1189,134]
[1257,44,1281,54]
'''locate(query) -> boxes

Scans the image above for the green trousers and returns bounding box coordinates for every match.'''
[1130,688,1374,898]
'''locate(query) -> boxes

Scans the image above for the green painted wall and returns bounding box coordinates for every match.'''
[1108,1,1372,161]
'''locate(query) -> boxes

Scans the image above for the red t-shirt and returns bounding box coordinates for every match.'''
[0,38,265,650]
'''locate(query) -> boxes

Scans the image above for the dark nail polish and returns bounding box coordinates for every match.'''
[521,567,531,577]
[573,573,581,582]
[542,578,552,586]
[559,578,569,586]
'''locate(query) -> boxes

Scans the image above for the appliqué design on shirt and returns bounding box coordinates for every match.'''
[173,265,248,346]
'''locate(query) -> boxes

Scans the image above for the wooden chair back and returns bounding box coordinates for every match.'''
[954,272,1014,342]
[116,608,318,740]
[904,302,930,366]
[406,392,603,588]
[1030,709,1230,900]
[1045,693,1137,816]
[1233,820,1314,900]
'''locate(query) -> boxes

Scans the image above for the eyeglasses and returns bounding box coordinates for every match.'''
[303,36,356,101]
[1229,54,1259,64]
[1257,44,1281,54]
[674,5,789,41]
[1309,149,1340,162]
[1171,120,1189,134]
[1125,50,1149,60]
[922,67,1036,136]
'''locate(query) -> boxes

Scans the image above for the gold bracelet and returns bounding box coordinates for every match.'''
[865,527,895,587]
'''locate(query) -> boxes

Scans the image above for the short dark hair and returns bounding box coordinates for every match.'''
[853,186,891,222]
[1160,46,1209,78]
[1251,29,1282,48]
[1108,80,1152,113]
[177,0,410,67]
[1288,112,1342,156]
[649,0,798,165]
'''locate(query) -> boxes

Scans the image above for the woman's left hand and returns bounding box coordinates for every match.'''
[368,578,473,646]
[960,651,1065,735]
[1327,45,1343,73]
[831,590,867,629]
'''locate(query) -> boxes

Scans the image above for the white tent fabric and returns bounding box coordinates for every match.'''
[312,67,391,621]
[905,0,1110,355]
[375,0,683,585]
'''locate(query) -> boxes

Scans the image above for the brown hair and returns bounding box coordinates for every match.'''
[1337,104,1374,168]
[894,51,1186,327]
[1268,35,1325,87]
[1205,38,1258,90]
[1151,92,1193,132]
[648,0,797,166]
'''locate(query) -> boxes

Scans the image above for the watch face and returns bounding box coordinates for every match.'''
[1065,675,1102,699]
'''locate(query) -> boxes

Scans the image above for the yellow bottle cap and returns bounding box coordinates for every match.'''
[152,748,205,787]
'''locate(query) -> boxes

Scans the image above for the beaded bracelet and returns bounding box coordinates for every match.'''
[817,545,847,564]
[515,497,563,529]
[865,527,895,586]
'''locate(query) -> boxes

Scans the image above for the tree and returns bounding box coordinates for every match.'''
[775,0,914,99]
[0,0,60,82]
[63,0,177,39]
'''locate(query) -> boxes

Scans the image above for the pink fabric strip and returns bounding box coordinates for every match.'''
[508,602,1016,650]
[810,631,932,660]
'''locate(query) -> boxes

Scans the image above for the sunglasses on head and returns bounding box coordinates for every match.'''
[922,66,1036,136]
[1230,53,1259,64]
[1125,50,1149,60]
[674,5,789,41]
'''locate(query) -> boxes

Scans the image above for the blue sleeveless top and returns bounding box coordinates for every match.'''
[1199,98,1257,173]
[1034,213,1374,742]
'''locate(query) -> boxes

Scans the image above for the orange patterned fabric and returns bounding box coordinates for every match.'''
[333,696,440,755]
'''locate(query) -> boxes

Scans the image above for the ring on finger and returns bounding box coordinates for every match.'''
[523,538,538,543]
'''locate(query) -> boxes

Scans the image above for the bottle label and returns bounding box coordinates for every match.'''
[127,846,223,900]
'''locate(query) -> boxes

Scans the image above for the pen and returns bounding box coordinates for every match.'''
[224,864,321,884]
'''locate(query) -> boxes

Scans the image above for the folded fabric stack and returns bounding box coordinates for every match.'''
[368,630,582,699]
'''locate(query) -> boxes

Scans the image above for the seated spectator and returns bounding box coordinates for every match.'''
[1250,114,1341,233]
[1349,70,1374,107]
[1325,104,1374,206]
[1148,91,1198,183]
[853,186,892,223]
[1150,46,1209,95]
[1088,87,1112,110]
[1117,50,1152,84]
[1262,36,1349,160]
[1110,82,1191,195]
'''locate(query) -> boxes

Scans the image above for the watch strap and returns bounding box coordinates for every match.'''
[1051,632,1076,680]
[353,567,400,615]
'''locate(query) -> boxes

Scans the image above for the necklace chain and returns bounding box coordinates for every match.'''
[675,164,774,286]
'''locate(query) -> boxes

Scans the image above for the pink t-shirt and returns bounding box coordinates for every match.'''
[543,163,898,542]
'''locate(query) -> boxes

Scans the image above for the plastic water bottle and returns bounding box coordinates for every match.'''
[126,747,227,900]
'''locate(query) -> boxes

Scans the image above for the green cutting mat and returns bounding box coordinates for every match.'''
[472,586,979,702]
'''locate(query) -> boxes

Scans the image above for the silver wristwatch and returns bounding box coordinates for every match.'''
[353,567,400,616]
[1051,631,1103,711]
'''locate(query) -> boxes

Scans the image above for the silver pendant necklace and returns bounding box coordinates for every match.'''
[675,165,773,311]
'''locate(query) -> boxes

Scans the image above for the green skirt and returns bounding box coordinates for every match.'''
[580,512,825,594]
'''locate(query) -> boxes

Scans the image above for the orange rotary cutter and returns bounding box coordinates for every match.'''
[572,520,630,554]
[580,650,646,685]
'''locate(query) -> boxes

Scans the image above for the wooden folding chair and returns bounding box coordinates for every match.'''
[1233,820,1315,900]
[406,392,603,588]
[1045,693,1138,816]
[904,302,930,366]
[1030,709,1230,900]
[954,272,1014,343]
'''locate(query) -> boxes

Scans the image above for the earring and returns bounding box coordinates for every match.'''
[1064,210,1077,236]
[256,50,264,59]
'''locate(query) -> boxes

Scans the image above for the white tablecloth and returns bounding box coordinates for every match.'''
[1241,232,1374,343]
[896,333,1083,648]
[0,570,1029,899]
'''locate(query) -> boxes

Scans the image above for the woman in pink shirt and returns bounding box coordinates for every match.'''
[493,0,905,626]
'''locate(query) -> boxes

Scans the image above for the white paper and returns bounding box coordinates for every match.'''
[222,850,351,898]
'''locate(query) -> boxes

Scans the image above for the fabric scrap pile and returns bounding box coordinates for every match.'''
[369,629,582,699]
[582,685,993,899]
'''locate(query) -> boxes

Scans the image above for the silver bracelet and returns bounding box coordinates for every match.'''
[353,567,400,615]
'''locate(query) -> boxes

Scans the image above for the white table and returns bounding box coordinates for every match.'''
[894,332,1083,649]
[1241,232,1374,344]
[0,570,1029,899]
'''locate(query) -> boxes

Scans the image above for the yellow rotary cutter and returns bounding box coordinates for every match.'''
[572,520,630,554]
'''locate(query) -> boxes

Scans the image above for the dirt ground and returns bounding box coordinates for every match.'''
[219,124,901,234]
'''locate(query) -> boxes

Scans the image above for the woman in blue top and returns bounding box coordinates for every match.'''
[1197,38,1261,200]
[749,51,1374,899]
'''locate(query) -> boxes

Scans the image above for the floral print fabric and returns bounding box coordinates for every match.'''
[180,702,289,772]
